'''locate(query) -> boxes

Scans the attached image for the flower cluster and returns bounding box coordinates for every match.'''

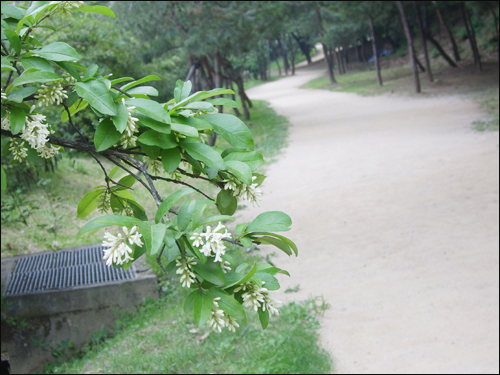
[35,82,68,107]
[119,99,140,148]
[223,175,262,206]
[143,156,164,175]
[8,139,28,162]
[235,282,282,316]
[20,106,60,159]
[207,297,240,333]
[175,256,197,288]
[190,222,231,262]
[1,111,11,131]
[102,226,143,266]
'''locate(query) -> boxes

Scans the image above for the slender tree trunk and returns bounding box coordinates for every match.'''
[461,2,482,71]
[279,34,289,75]
[415,56,426,72]
[287,33,296,75]
[361,36,367,62]
[356,44,361,63]
[369,15,383,86]
[424,31,458,67]
[292,33,312,64]
[227,77,241,117]
[398,1,421,93]
[433,1,461,62]
[334,49,342,75]
[185,63,196,81]
[322,43,336,83]
[274,44,282,77]
[414,2,433,82]
[490,4,499,53]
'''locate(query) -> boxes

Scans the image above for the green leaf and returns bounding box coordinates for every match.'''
[250,232,298,256]
[171,123,199,138]
[145,223,168,256]
[2,4,24,20]
[192,259,226,286]
[256,263,290,277]
[184,290,197,313]
[55,61,81,81]
[94,118,121,151]
[208,288,247,324]
[72,5,115,18]
[125,86,158,97]
[239,237,253,248]
[1,64,16,72]
[139,143,161,159]
[75,80,117,116]
[180,141,225,170]
[216,190,237,216]
[252,236,292,256]
[108,166,121,180]
[223,151,264,172]
[193,291,212,327]
[4,29,21,55]
[136,114,171,134]
[198,88,235,100]
[224,160,252,185]
[116,174,136,189]
[84,64,99,80]
[247,211,292,233]
[32,42,80,62]
[61,100,88,122]
[177,199,198,232]
[138,130,177,149]
[121,75,161,92]
[174,80,192,103]
[224,262,257,289]
[112,103,129,133]
[182,101,214,111]
[235,223,249,237]
[196,215,234,228]
[206,98,240,108]
[77,215,143,236]
[255,272,280,291]
[189,200,216,230]
[198,114,254,150]
[161,148,181,173]
[1,166,7,198]
[155,188,195,224]
[9,106,26,135]
[20,56,54,72]
[171,116,212,131]
[13,71,62,86]
[110,77,134,85]
[258,308,269,329]
[77,189,104,218]
[125,98,170,124]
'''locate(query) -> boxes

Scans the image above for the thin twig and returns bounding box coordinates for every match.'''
[151,175,214,201]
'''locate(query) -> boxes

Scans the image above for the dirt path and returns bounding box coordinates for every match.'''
[240,68,499,373]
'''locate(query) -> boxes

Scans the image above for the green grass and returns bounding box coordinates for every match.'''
[45,284,332,374]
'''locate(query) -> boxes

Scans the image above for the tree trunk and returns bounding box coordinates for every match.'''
[490,4,499,53]
[423,31,458,67]
[291,33,312,64]
[433,1,461,62]
[287,33,297,75]
[356,44,361,63]
[323,43,336,83]
[461,2,482,71]
[414,1,434,82]
[361,36,367,62]
[369,15,383,86]
[334,49,342,75]
[398,1,421,93]
[415,56,426,72]
[227,77,241,117]
[279,34,289,75]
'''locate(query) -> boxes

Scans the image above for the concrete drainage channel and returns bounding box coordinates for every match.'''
[1,244,158,374]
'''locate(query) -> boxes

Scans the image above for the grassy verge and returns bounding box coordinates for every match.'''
[301,57,499,131]
[45,263,332,374]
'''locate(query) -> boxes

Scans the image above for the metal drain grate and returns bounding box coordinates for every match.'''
[3,245,136,296]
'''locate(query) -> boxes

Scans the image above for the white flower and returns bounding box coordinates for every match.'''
[119,98,140,148]
[36,144,60,159]
[222,260,231,273]
[175,256,197,288]
[1,111,10,131]
[207,298,225,332]
[35,82,68,107]
[237,281,281,315]
[102,226,143,266]
[143,156,164,175]
[224,315,239,332]
[195,222,232,262]
[262,292,282,316]
[239,176,262,206]
[9,139,28,162]
[190,232,204,247]
[1,89,7,101]
[223,177,239,192]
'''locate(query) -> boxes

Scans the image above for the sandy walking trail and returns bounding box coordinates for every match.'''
[239,68,499,373]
